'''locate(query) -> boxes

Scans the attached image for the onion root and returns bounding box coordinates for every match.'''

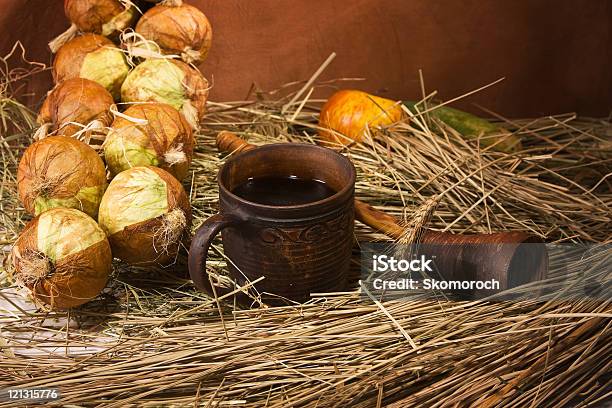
[163,144,187,165]
[14,250,54,287]
[49,24,79,53]
[154,208,187,254]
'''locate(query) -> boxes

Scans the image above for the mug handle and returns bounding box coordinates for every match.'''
[188,213,244,296]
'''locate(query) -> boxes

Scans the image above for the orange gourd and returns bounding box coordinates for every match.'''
[318,90,404,146]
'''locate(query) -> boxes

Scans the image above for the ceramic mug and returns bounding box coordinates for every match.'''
[188,143,356,303]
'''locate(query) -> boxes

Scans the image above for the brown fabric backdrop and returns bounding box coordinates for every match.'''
[1,0,610,116]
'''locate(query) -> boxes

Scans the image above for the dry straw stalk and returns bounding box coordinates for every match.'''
[0,49,610,407]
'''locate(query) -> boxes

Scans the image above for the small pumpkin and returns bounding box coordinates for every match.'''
[318,90,404,146]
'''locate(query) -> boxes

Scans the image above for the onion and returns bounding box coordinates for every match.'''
[11,208,112,310]
[141,1,184,5]
[135,2,212,64]
[104,103,194,181]
[36,78,114,142]
[318,90,404,146]
[120,59,208,129]
[49,0,138,53]
[53,33,130,100]
[98,166,192,266]
[18,136,108,218]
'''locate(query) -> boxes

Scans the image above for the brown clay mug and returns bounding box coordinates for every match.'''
[188,143,356,303]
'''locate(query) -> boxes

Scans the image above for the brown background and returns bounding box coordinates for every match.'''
[1,0,610,117]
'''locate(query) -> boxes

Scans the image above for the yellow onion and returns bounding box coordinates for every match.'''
[11,208,112,310]
[135,2,212,64]
[53,33,130,100]
[36,78,114,142]
[17,136,107,217]
[98,166,192,266]
[120,59,209,130]
[139,1,186,5]
[49,0,138,52]
[104,103,194,181]
[318,90,404,146]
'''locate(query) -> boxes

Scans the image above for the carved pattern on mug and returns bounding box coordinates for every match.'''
[259,212,352,245]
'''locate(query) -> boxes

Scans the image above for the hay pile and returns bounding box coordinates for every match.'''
[0,51,611,406]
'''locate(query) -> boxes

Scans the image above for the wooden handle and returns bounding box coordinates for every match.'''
[188,213,245,296]
[354,200,405,239]
[215,131,403,234]
[216,131,257,154]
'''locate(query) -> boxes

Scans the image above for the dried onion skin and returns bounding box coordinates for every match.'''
[37,78,114,140]
[11,208,112,310]
[104,103,194,181]
[98,166,192,266]
[17,136,108,217]
[135,3,213,64]
[50,0,138,53]
[64,0,138,38]
[120,58,209,129]
[53,33,130,100]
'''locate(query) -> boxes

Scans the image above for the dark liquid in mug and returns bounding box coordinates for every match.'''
[232,176,336,206]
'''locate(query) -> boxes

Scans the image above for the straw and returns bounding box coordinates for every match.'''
[0,47,610,407]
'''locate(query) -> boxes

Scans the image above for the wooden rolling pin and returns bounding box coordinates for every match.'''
[215,131,548,291]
